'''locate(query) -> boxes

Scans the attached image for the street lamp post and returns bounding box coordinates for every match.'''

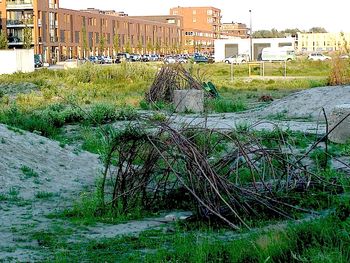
[249,10,253,61]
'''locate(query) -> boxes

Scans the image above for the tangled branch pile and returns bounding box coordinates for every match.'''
[101,120,346,230]
[145,64,203,103]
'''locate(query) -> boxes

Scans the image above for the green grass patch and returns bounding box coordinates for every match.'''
[20,165,39,179]
[206,98,247,113]
[35,192,54,199]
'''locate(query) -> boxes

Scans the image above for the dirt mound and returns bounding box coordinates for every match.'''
[0,124,102,261]
[0,124,101,199]
[259,86,350,120]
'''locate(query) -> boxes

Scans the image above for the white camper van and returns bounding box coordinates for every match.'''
[261,47,296,62]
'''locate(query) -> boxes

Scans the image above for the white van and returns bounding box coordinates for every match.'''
[261,47,296,62]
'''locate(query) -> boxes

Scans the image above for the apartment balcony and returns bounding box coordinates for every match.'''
[212,13,222,19]
[6,0,33,10]
[8,36,34,45]
[6,19,34,28]
[50,36,58,43]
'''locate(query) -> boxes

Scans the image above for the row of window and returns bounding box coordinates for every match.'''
[58,29,177,47]
[185,31,213,37]
[172,9,219,16]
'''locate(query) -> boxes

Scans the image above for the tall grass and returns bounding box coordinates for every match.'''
[206,98,247,113]
[328,56,350,85]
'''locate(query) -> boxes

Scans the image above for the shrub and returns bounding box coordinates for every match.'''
[328,56,350,85]
[88,103,117,124]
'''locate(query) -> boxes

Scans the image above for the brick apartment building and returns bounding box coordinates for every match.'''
[0,0,182,63]
[170,6,221,54]
[221,22,249,39]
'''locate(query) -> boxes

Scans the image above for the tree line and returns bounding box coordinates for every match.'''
[252,27,328,38]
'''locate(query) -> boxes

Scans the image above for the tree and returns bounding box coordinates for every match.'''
[136,39,143,54]
[23,25,32,49]
[146,40,153,53]
[99,34,106,55]
[82,26,88,57]
[309,27,328,33]
[0,30,8,49]
[340,32,349,53]
[155,41,161,54]
[170,43,177,54]
[253,29,285,38]
[113,33,120,54]
[124,38,131,53]
[282,28,302,36]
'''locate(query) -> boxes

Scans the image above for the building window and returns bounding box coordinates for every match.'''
[75,31,79,43]
[192,10,196,15]
[88,32,93,47]
[193,18,196,23]
[60,30,65,42]
[95,33,99,44]
[207,9,213,15]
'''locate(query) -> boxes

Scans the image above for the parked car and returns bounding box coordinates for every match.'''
[117,52,130,62]
[96,56,104,64]
[130,54,142,62]
[88,56,99,63]
[307,53,331,61]
[175,55,188,64]
[224,54,250,64]
[141,54,150,62]
[193,55,213,64]
[339,54,349,59]
[102,56,113,64]
[150,54,159,61]
[164,56,177,64]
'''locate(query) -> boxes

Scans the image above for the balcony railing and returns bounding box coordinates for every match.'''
[6,0,33,9]
[50,36,58,43]
[7,19,34,26]
[8,36,23,43]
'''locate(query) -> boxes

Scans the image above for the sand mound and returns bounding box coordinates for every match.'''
[259,86,350,120]
[0,124,102,200]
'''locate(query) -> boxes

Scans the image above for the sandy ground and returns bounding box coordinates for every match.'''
[258,85,350,120]
[171,85,350,134]
[0,124,103,261]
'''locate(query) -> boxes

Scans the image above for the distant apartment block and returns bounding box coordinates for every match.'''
[79,8,128,17]
[170,6,221,54]
[0,0,182,63]
[221,22,249,39]
[296,32,350,53]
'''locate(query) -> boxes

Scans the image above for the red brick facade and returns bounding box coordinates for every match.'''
[170,6,221,54]
[1,0,182,63]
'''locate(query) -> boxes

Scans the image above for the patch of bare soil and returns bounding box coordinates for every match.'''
[258,85,350,120]
[170,86,350,134]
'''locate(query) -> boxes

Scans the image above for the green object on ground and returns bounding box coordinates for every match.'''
[203,81,220,98]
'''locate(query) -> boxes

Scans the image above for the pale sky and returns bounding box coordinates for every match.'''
[60,0,350,32]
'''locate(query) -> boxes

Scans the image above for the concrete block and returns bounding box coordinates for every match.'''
[328,104,350,144]
[173,89,204,113]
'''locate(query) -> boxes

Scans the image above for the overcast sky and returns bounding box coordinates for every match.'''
[60,0,349,32]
